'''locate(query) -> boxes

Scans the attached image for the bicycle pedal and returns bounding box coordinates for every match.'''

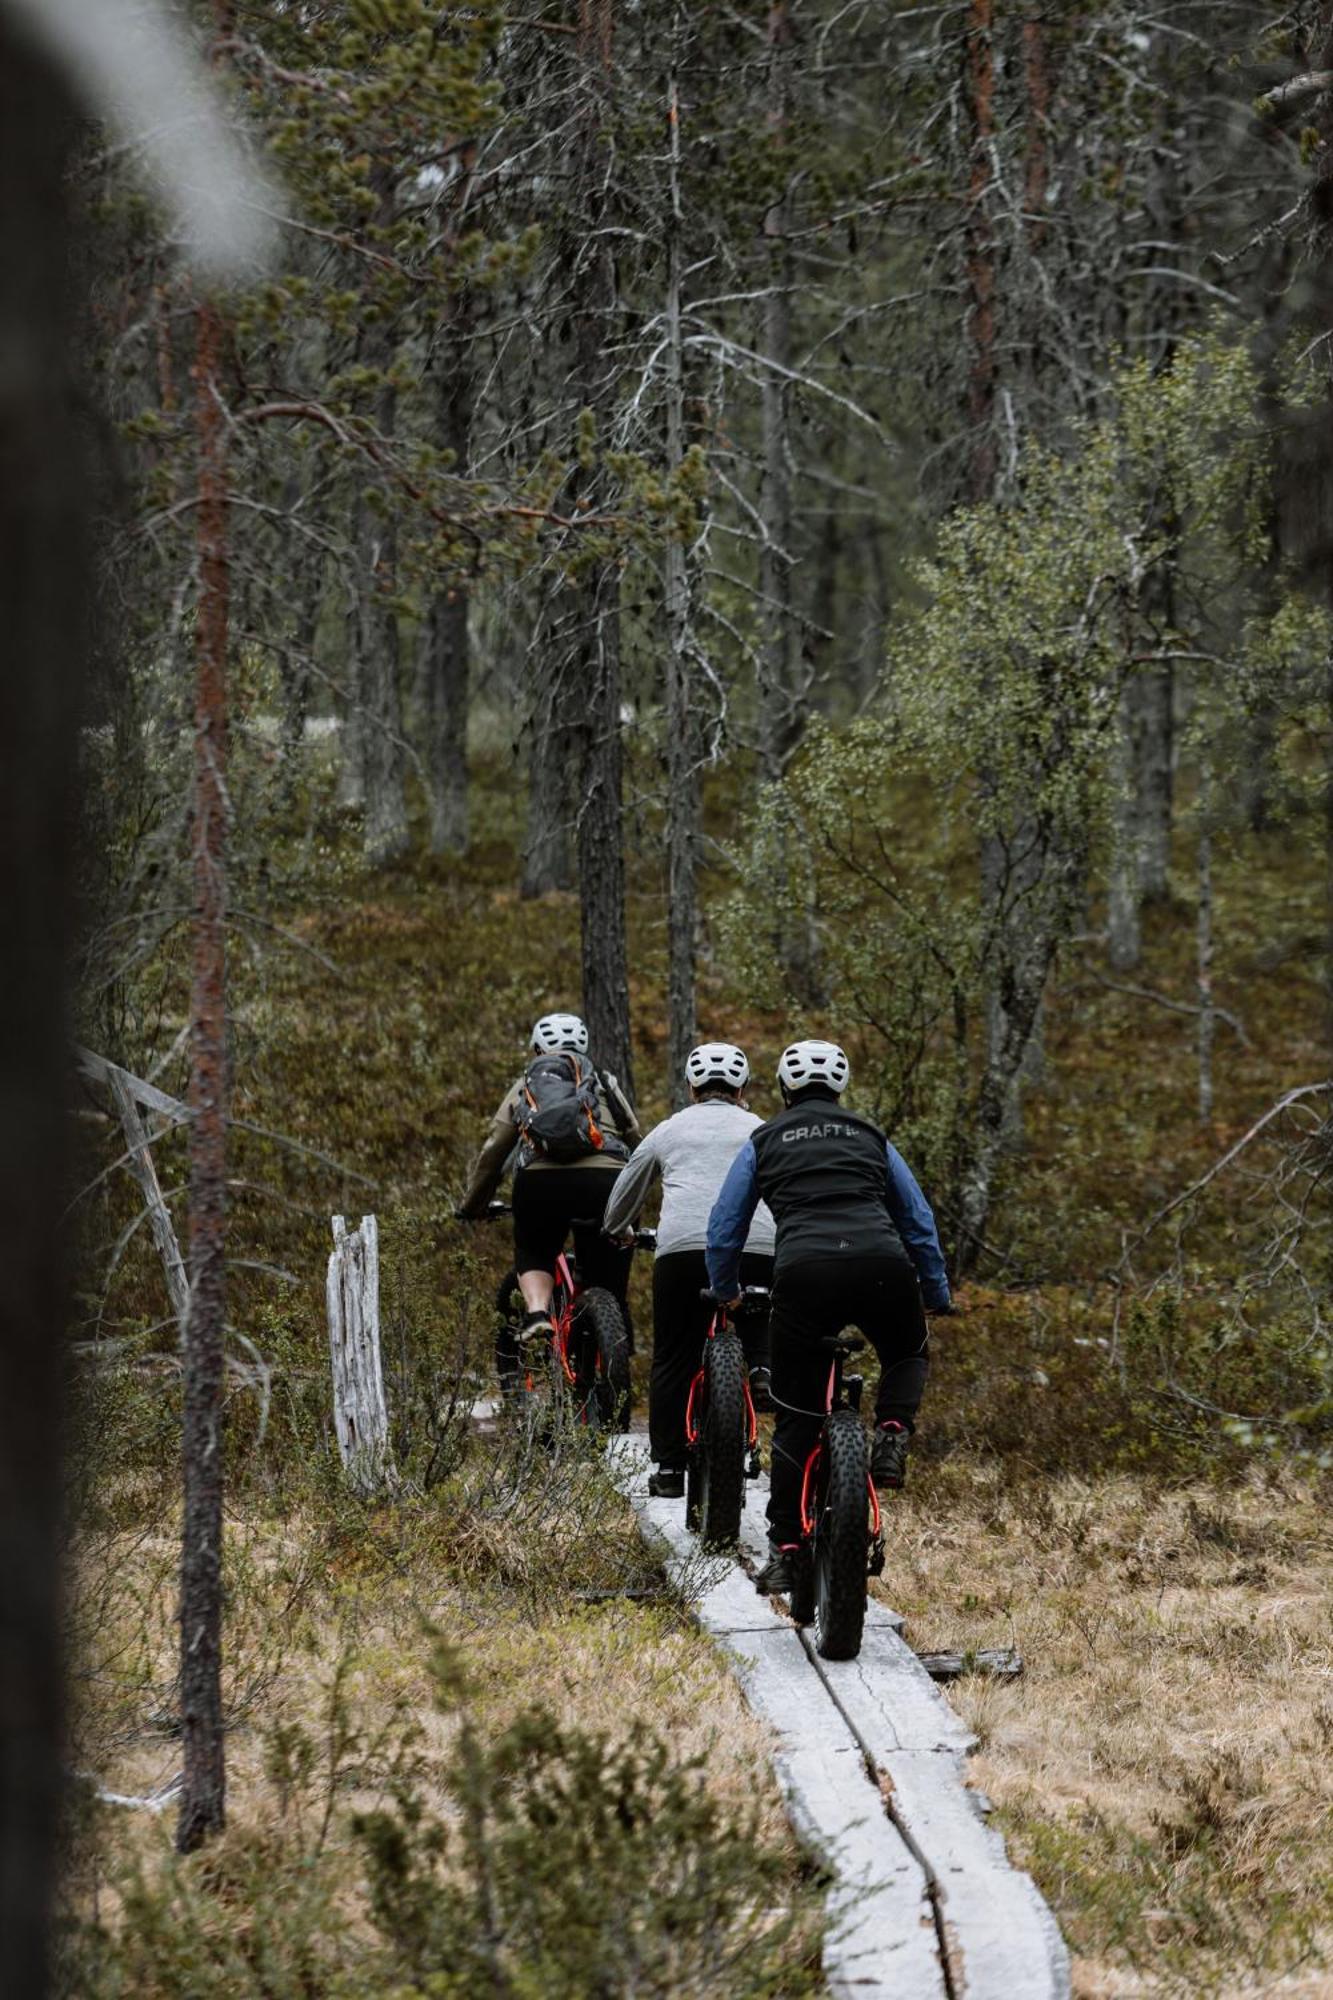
[867,1530,886,1578]
[746,1449,762,1480]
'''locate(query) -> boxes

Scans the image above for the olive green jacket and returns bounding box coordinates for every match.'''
[458,1068,640,1217]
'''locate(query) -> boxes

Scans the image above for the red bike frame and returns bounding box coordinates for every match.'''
[797,1351,882,1540]
[684,1305,759,1450]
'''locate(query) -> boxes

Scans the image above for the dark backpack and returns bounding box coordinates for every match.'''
[518,1051,613,1163]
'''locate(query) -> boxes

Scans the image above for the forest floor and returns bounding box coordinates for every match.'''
[65,752,1333,1997]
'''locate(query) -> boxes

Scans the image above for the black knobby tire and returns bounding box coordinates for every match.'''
[572,1286,632,1433]
[811,1411,869,1660]
[689,1328,747,1548]
[788,1538,815,1627]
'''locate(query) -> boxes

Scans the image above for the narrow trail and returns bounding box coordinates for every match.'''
[608,1435,1070,2000]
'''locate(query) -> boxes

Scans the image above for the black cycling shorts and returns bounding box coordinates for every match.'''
[511,1165,625,1288]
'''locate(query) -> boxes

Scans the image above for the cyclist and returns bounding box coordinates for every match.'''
[457,1013,641,1357]
[705,1039,952,1594]
[602,1043,776,1499]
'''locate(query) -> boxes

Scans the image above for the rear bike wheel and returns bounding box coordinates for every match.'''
[687,1328,747,1547]
[811,1411,869,1660]
[571,1286,632,1432]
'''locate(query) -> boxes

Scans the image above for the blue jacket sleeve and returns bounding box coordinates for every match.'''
[885,1144,951,1311]
[706,1141,760,1298]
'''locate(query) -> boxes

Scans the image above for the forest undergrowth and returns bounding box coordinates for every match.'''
[65,747,1332,1999]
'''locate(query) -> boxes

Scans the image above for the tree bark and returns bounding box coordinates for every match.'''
[1135,662,1174,902]
[1196,755,1216,1126]
[572,0,635,1093]
[350,175,409,867]
[521,637,575,895]
[1107,686,1142,971]
[0,23,86,1986]
[178,296,229,1854]
[964,0,997,504]
[423,326,472,857]
[664,63,701,1106]
[757,0,797,783]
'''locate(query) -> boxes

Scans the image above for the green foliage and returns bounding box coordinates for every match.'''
[62,1644,821,1999]
[354,1647,822,1998]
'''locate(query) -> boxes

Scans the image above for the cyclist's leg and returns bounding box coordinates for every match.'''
[848,1254,929,1428]
[766,1271,835,1546]
[648,1250,709,1470]
[512,1167,576,1317]
[738,1251,774,1376]
[571,1172,634,1344]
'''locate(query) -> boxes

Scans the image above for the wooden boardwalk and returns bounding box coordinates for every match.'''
[610,1438,1070,2000]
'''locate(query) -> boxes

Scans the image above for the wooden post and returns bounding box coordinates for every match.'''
[326,1215,398,1497]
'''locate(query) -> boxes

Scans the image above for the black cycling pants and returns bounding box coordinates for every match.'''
[767,1253,928,1546]
[650,1250,774,1469]
[502,1165,633,1361]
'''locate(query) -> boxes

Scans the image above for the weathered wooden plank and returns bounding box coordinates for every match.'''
[731,1630,945,2000]
[881,1750,1071,2000]
[804,1624,976,1757]
[809,1629,1069,1999]
[326,1214,398,1497]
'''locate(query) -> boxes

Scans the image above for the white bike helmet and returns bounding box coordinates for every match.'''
[530,1012,589,1055]
[685,1042,750,1091]
[777,1039,849,1094]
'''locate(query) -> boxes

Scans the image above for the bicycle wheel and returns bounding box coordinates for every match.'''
[811,1411,868,1660]
[691,1329,747,1547]
[571,1286,632,1432]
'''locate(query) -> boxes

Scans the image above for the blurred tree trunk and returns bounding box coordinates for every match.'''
[664,63,700,1106]
[423,319,472,857]
[964,0,997,506]
[351,172,409,866]
[572,0,634,1094]
[521,643,574,895]
[177,293,229,1855]
[1313,14,1333,1051]
[0,20,86,1988]
[757,0,823,1005]
[757,0,796,781]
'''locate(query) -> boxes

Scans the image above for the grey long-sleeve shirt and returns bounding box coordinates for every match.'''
[602,1099,776,1258]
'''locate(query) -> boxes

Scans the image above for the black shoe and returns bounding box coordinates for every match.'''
[648,1467,685,1499]
[871,1422,910,1490]
[749,1365,774,1414]
[755,1543,801,1595]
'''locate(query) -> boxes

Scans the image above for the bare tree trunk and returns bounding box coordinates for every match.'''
[521,638,575,895]
[178,296,229,1854]
[955,837,1084,1271]
[664,61,700,1106]
[964,0,997,505]
[1107,686,1142,971]
[757,0,796,782]
[1196,755,1215,1125]
[423,296,473,857]
[0,24,86,1983]
[572,0,634,1093]
[1135,662,1174,902]
[351,176,409,867]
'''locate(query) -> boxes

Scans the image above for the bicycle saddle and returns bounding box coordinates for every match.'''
[820,1331,864,1355]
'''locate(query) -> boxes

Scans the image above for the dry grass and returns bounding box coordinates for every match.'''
[880,1461,1333,1996]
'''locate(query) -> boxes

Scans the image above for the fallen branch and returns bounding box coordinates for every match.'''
[1078,963,1251,1047]
[1123,1082,1333,1259]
